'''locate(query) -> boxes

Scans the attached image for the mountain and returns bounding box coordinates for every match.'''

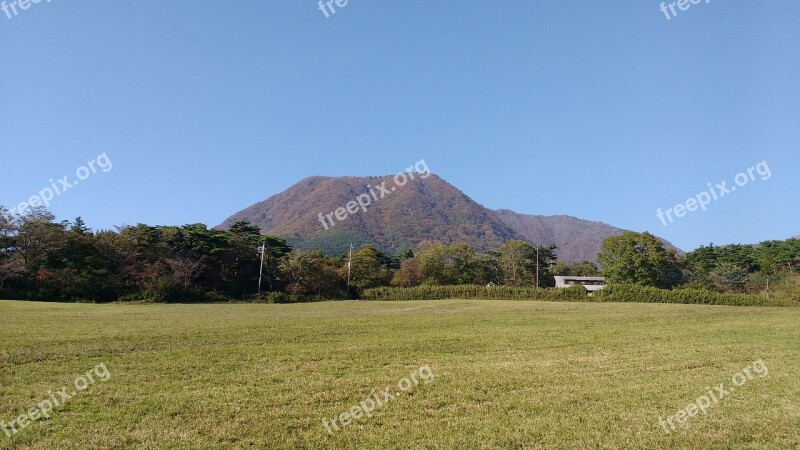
[219,175,518,255]
[494,210,627,263]
[493,210,682,262]
[218,174,681,261]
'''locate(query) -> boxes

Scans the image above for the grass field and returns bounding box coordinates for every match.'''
[1,299,799,449]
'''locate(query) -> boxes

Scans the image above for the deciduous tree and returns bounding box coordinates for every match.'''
[598,232,682,288]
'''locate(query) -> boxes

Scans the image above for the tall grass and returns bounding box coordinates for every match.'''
[361,285,588,301]
[360,284,800,307]
[593,284,799,307]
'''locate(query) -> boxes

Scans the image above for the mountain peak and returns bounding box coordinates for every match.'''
[219,175,678,261]
[219,173,514,254]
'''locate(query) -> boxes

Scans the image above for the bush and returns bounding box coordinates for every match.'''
[592,284,798,307]
[360,284,800,307]
[0,288,27,301]
[771,273,800,302]
[361,285,589,301]
[254,292,329,304]
[118,289,231,304]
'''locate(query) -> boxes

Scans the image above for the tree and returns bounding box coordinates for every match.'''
[443,243,483,285]
[15,208,67,276]
[0,206,17,254]
[344,244,391,291]
[479,252,503,285]
[0,254,24,289]
[415,241,450,285]
[70,217,91,235]
[498,240,537,287]
[0,206,21,289]
[756,239,799,273]
[572,261,601,277]
[280,250,341,297]
[257,236,293,292]
[597,232,682,288]
[414,241,482,285]
[551,260,600,277]
[716,244,757,273]
[686,243,718,274]
[709,261,748,293]
[166,257,205,289]
[551,262,573,276]
[536,245,558,287]
[60,220,117,301]
[391,258,425,287]
[219,222,262,297]
[398,249,415,260]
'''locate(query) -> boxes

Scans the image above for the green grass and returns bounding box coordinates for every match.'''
[1,299,799,449]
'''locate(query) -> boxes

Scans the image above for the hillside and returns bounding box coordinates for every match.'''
[218,175,519,254]
[493,210,634,263]
[219,174,680,260]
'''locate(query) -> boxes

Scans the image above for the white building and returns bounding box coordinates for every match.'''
[554,276,607,293]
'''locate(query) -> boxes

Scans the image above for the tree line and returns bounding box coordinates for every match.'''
[0,208,557,302]
[597,231,800,300]
[1,208,798,302]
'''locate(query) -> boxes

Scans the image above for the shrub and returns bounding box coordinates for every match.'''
[360,284,800,307]
[119,289,231,304]
[360,285,588,301]
[592,284,798,307]
[254,292,329,304]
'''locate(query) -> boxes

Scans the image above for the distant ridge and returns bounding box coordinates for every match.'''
[219,174,681,261]
[493,209,682,262]
[496,210,626,262]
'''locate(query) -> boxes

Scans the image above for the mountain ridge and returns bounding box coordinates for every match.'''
[218,174,681,262]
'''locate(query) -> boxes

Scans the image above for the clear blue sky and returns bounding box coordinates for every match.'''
[2,1,798,252]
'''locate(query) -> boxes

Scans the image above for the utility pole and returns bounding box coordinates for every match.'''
[346,243,353,297]
[347,242,353,293]
[265,240,273,291]
[536,245,540,290]
[258,242,266,295]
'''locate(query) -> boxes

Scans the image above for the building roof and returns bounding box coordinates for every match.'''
[553,276,606,282]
